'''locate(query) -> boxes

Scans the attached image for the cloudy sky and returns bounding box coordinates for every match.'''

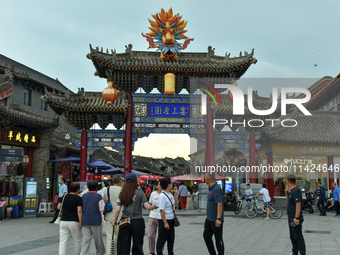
[1,0,339,159]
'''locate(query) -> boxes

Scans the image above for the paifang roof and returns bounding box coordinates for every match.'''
[0,54,70,93]
[42,89,129,129]
[41,89,129,115]
[0,103,59,129]
[262,111,340,145]
[87,45,257,77]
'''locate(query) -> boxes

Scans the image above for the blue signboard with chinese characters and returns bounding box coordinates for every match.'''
[149,103,190,118]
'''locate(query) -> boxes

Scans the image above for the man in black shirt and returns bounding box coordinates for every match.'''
[285,174,306,255]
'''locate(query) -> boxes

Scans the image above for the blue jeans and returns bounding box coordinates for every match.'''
[317,198,326,214]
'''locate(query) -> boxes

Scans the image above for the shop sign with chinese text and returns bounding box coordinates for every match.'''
[0,129,40,147]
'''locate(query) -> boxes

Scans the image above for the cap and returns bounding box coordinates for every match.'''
[125,173,137,183]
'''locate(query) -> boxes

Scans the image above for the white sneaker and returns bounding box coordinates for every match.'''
[264,217,270,220]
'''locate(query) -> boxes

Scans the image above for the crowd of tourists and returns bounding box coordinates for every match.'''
[50,173,224,255]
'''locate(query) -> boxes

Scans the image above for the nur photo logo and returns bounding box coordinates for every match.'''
[200,83,312,128]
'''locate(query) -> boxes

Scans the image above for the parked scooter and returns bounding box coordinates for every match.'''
[325,192,334,212]
[302,191,316,214]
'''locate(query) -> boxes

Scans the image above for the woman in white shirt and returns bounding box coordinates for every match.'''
[156,177,175,255]
[148,180,162,255]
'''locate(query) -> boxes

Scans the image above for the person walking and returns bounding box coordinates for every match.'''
[156,177,176,255]
[112,173,156,255]
[178,183,188,210]
[58,182,82,255]
[80,180,106,255]
[203,173,224,255]
[253,183,271,219]
[332,182,340,217]
[285,174,306,255]
[50,178,68,223]
[317,181,327,216]
[148,180,162,255]
[103,175,123,254]
[173,185,179,209]
[145,184,152,201]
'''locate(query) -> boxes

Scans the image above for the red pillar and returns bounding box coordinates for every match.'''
[80,128,87,182]
[328,156,334,191]
[26,147,34,177]
[249,131,257,183]
[267,152,274,202]
[205,96,215,168]
[124,92,133,177]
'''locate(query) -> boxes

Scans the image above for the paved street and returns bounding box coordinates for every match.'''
[1,210,340,255]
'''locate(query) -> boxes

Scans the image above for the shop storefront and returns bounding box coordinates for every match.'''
[268,143,337,196]
[0,129,40,205]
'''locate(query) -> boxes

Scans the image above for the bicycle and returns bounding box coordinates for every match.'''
[234,195,253,214]
[244,196,283,219]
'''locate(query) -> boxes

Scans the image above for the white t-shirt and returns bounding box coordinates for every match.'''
[158,191,175,220]
[149,191,161,219]
[103,186,122,222]
[260,188,271,202]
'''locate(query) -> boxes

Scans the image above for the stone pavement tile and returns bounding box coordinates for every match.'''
[2,212,340,254]
[322,251,340,255]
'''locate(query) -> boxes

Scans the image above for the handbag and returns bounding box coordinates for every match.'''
[105,187,113,213]
[162,191,180,227]
[119,189,141,228]
[54,194,67,225]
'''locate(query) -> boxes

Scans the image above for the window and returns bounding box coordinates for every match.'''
[24,88,32,106]
[41,100,48,111]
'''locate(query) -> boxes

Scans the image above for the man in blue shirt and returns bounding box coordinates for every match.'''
[332,182,340,217]
[50,178,68,223]
[203,173,224,255]
[317,181,326,216]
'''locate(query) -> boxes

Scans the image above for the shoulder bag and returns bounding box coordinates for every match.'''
[162,191,180,227]
[105,187,113,213]
[119,189,141,228]
[54,194,67,225]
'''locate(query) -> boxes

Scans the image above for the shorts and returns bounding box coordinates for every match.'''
[245,198,252,202]
[264,202,270,209]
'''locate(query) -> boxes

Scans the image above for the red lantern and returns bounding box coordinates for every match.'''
[102,81,119,104]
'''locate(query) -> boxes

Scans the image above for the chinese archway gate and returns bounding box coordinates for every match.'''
[43,8,258,181]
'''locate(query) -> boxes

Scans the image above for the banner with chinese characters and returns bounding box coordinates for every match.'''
[149,103,190,118]
[0,129,40,147]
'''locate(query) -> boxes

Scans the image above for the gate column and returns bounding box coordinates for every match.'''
[205,96,215,169]
[267,152,274,202]
[80,128,87,182]
[328,156,334,191]
[249,131,257,183]
[124,92,133,177]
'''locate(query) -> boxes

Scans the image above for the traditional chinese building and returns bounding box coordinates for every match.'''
[0,54,79,203]
[260,75,340,200]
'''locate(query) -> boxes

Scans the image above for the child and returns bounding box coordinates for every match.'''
[253,183,271,219]
[244,184,253,204]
